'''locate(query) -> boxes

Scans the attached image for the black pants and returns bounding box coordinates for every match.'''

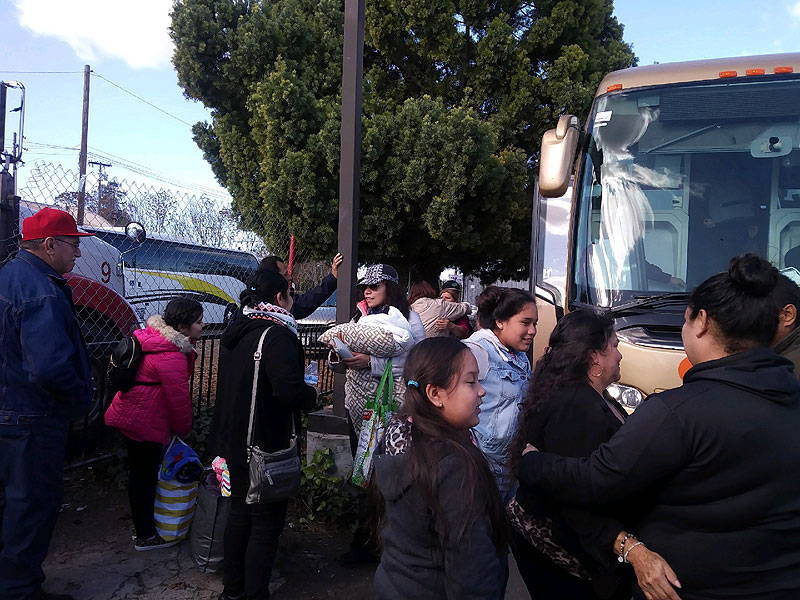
[0,418,68,599]
[223,466,288,600]
[125,436,163,540]
[511,530,600,600]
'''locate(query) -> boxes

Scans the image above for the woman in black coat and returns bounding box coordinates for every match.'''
[508,310,673,600]
[519,255,800,600]
[208,269,317,600]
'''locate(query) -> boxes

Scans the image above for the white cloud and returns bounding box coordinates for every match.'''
[12,0,174,69]
[790,1,800,20]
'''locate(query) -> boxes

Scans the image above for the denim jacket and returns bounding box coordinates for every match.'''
[464,329,531,501]
[0,250,93,421]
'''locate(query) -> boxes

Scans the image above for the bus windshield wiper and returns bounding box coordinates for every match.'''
[605,292,690,316]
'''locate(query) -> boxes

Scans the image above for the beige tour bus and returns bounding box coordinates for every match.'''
[532,52,800,411]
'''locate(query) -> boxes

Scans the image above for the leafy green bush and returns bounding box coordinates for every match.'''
[294,448,356,525]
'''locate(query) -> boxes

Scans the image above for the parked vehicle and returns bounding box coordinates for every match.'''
[532,52,800,409]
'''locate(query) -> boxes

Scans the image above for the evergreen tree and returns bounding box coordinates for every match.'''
[170,0,635,281]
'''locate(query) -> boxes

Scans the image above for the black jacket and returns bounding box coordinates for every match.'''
[291,273,337,319]
[516,382,628,598]
[374,449,504,600]
[207,317,317,469]
[519,348,800,600]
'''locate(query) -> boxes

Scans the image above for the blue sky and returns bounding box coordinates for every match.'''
[2,0,799,196]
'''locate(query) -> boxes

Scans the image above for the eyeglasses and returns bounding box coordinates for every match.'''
[364,284,381,291]
[54,238,81,250]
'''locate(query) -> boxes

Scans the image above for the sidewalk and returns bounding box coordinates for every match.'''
[43,471,528,599]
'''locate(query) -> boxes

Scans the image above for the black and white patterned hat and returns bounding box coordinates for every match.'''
[358,263,400,287]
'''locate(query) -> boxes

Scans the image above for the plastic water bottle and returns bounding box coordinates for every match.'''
[304,361,319,386]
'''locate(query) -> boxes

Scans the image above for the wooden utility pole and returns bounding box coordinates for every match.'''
[77,64,90,225]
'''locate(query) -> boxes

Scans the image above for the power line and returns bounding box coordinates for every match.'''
[91,71,196,128]
[0,70,83,74]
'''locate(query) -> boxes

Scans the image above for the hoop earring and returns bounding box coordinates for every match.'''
[590,365,604,378]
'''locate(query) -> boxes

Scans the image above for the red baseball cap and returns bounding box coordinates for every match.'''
[21,207,95,241]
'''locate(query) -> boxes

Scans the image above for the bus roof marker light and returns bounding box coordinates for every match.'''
[718,70,737,78]
[774,66,794,74]
[606,83,623,92]
[745,68,765,76]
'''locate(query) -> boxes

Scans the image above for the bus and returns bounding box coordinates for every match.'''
[83,227,259,327]
[533,52,800,410]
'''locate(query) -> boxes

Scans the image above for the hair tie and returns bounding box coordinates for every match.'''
[250,286,257,291]
[407,380,419,388]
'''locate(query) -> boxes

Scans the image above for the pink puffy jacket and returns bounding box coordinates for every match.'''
[104,315,195,444]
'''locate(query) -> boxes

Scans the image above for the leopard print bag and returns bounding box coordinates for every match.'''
[506,497,591,580]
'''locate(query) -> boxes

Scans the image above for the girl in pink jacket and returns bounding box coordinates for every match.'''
[105,298,203,551]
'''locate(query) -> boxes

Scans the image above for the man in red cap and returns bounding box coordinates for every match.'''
[0,207,95,600]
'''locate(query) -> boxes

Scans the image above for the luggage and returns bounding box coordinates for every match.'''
[154,437,202,542]
[190,471,230,572]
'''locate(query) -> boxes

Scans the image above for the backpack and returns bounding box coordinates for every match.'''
[106,335,160,394]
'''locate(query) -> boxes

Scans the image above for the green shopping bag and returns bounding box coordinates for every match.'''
[352,360,398,487]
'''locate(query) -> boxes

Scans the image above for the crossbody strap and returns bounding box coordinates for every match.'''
[246,326,296,449]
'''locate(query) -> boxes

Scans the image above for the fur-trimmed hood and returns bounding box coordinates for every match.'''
[138,314,195,354]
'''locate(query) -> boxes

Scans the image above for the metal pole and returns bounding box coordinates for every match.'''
[331,0,365,419]
[77,65,90,225]
[0,85,6,156]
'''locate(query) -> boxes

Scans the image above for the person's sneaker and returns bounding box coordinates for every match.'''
[133,533,180,551]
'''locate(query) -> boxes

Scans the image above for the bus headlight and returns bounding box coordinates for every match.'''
[606,383,644,410]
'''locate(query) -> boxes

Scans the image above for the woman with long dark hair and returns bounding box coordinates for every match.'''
[208,269,317,600]
[519,255,800,600]
[464,286,537,502]
[509,310,673,599]
[373,337,508,599]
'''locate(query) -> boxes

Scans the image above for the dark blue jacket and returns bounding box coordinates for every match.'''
[0,250,93,420]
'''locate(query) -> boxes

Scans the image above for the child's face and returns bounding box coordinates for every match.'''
[437,352,485,429]
[179,313,205,340]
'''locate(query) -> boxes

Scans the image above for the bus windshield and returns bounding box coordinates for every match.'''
[572,75,800,308]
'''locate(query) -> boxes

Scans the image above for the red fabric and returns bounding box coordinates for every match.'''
[104,326,195,444]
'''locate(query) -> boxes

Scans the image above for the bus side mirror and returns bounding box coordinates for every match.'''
[125,221,146,243]
[539,114,580,198]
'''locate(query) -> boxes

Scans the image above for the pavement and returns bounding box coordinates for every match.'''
[41,472,528,599]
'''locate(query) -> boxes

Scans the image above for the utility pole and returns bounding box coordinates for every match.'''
[77,64,90,225]
[89,160,111,216]
[307,0,365,443]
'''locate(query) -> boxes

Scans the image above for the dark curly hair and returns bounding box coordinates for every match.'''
[507,310,615,479]
[240,268,289,307]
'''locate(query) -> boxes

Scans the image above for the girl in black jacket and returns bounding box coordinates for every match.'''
[519,255,800,600]
[373,337,508,599]
[209,269,317,600]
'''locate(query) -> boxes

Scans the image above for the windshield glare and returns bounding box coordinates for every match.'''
[573,76,800,307]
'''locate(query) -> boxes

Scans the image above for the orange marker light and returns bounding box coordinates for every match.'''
[745,68,765,76]
[678,357,693,380]
[774,66,794,74]
[719,70,737,78]
[606,83,623,92]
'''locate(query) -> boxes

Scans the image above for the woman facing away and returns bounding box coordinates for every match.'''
[373,337,508,600]
[509,310,674,600]
[408,280,471,338]
[463,286,537,503]
[207,269,317,600]
[519,254,800,600]
[439,280,472,339]
[104,298,203,551]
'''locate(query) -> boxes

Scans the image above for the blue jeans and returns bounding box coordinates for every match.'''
[0,417,68,600]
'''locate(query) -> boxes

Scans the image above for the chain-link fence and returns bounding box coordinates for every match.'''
[3,161,337,462]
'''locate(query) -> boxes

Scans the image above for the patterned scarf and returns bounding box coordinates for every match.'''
[243,302,299,337]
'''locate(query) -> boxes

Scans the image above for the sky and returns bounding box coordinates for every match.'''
[2,0,800,198]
